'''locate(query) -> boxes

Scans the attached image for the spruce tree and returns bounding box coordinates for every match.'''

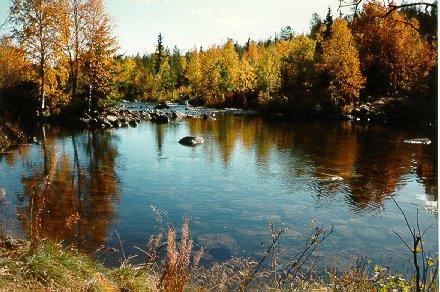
[155,32,164,74]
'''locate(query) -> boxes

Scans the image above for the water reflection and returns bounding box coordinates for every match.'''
[187,116,437,210]
[15,126,119,252]
[0,114,437,265]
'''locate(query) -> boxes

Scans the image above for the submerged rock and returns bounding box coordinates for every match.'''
[179,136,204,146]
[404,138,431,145]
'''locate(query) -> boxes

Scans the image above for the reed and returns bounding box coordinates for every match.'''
[157,218,204,292]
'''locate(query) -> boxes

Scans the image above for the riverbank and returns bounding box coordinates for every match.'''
[0,239,157,291]
[39,97,436,134]
[1,235,434,291]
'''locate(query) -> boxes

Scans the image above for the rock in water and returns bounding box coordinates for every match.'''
[404,138,431,145]
[179,136,204,146]
[0,188,5,201]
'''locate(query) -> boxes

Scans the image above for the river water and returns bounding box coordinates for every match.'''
[0,106,437,273]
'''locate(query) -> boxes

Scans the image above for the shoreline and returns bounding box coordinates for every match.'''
[0,232,435,291]
[33,98,437,131]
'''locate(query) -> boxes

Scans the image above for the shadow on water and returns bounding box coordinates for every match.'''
[0,115,437,268]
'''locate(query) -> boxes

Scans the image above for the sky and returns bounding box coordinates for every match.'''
[1,0,346,55]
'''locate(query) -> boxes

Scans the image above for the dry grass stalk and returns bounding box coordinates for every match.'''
[158,217,204,292]
[146,234,163,263]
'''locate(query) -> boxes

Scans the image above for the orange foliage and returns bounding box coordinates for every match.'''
[320,19,365,104]
[353,1,436,97]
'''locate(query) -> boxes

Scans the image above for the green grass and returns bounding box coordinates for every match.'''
[0,240,437,291]
[0,241,155,291]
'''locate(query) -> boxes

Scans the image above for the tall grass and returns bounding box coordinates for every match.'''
[157,218,204,291]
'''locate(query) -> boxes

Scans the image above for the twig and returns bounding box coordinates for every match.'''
[240,224,285,291]
[115,231,126,264]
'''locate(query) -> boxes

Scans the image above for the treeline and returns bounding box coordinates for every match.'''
[0,1,437,120]
[117,2,437,117]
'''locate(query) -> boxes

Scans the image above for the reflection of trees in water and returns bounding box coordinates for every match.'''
[188,116,437,209]
[414,146,438,202]
[154,123,166,157]
[347,130,411,209]
[188,116,295,167]
[17,126,119,251]
[6,117,437,243]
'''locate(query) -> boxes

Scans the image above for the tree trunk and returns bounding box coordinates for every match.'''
[39,56,45,115]
[73,0,79,102]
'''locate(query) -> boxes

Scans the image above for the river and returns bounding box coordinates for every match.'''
[0,104,437,274]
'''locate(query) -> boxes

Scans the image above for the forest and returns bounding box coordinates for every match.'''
[0,0,437,123]
[0,1,438,291]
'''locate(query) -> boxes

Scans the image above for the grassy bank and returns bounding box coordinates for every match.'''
[0,232,437,291]
[0,240,157,291]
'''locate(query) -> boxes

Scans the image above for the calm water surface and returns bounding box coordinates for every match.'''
[0,109,437,273]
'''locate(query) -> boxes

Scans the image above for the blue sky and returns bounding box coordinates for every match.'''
[1,0,343,55]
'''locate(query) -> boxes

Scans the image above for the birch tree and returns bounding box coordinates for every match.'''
[9,0,59,115]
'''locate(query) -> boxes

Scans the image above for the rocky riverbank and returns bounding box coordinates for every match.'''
[74,102,257,130]
[344,97,435,127]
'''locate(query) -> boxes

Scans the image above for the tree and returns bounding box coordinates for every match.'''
[9,0,59,115]
[255,45,281,106]
[353,2,436,98]
[401,1,438,43]
[219,40,240,96]
[185,49,203,103]
[169,46,187,88]
[0,36,32,90]
[338,0,437,16]
[157,57,174,96]
[0,36,37,115]
[323,7,334,39]
[320,18,364,105]
[280,26,293,40]
[237,58,257,97]
[277,35,316,101]
[55,0,88,103]
[114,56,140,100]
[199,47,222,105]
[155,32,164,74]
[82,0,117,111]
[309,13,323,40]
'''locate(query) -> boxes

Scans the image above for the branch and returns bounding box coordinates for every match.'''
[391,229,412,251]
[391,196,415,238]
